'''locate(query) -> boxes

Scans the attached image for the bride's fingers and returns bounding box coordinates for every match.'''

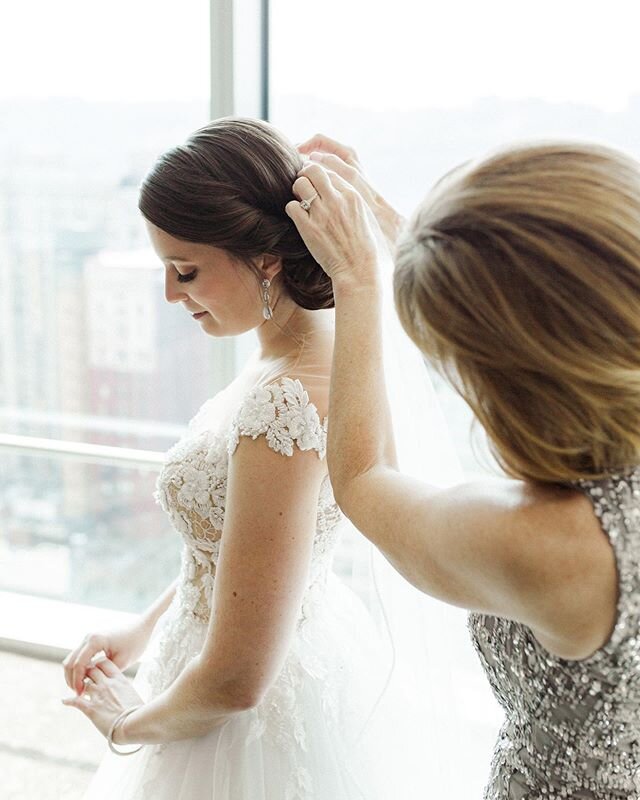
[86,666,106,684]
[63,649,89,694]
[62,693,92,714]
[92,656,120,678]
[63,635,107,694]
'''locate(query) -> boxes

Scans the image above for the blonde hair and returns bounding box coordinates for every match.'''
[394,142,640,483]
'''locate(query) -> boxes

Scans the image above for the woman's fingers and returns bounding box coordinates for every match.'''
[285,198,312,230]
[291,175,318,203]
[296,163,335,199]
[286,160,381,287]
[309,153,360,185]
[297,133,359,166]
[289,165,356,231]
[289,163,367,223]
[320,166,360,195]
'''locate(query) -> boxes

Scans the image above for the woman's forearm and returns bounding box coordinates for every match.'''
[328,276,397,503]
[116,655,248,745]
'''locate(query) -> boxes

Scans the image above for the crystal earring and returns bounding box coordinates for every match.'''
[261,278,273,320]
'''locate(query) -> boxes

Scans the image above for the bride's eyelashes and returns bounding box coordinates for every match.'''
[177,269,198,283]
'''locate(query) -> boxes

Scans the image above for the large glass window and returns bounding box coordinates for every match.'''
[0,452,176,611]
[0,0,213,611]
[270,0,640,478]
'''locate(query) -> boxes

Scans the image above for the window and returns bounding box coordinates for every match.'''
[0,0,216,612]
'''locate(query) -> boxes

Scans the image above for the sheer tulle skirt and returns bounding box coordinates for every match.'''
[83,574,421,800]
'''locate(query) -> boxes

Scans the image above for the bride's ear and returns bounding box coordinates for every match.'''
[255,253,283,282]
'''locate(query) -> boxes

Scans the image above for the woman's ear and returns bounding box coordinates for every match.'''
[255,253,283,282]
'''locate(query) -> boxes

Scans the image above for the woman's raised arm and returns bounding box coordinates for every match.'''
[286,163,617,661]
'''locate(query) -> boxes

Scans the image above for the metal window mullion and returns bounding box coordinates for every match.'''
[210,0,235,120]
[261,0,270,120]
[0,433,164,470]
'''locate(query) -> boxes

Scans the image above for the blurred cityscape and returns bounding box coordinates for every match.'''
[0,100,214,611]
[2,94,640,612]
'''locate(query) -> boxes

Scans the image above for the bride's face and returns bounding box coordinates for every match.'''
[146,221,268,337]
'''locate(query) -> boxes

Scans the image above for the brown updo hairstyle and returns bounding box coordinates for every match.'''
[139,117,333,310]
[394,142,640,483]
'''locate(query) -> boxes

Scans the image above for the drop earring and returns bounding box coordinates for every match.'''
[261,278,273,320]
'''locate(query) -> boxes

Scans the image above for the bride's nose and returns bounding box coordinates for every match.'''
[165,271,189,304]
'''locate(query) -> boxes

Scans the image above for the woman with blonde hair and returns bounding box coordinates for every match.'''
[287,137,640,797]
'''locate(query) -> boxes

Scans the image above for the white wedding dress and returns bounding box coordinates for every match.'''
[84,336,416,800]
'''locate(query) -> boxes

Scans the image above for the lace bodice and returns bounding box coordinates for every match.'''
[154,377,341,622]
[468,468,640,798]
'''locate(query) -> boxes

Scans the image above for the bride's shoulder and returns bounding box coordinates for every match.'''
[229,373,329,459]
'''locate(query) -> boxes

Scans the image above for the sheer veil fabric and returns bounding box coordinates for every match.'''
[348,248,499,794]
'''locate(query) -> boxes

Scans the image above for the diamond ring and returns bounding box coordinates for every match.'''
[300,193,318,212]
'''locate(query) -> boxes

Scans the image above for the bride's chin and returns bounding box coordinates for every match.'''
[198,313,219,332]
[200,315,238,338]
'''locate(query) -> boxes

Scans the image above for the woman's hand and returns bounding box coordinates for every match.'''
[285,162,384,291]
[297,133,404,248]
[62,620,152,696]
[62,656,144,742]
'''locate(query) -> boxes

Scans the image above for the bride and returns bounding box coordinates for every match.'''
[61,117,427,799]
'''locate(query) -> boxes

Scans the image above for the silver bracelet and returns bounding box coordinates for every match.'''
[107,705,144,756]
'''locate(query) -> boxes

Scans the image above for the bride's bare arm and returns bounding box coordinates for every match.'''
[114,434,326,744]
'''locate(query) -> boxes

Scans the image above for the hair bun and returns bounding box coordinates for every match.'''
[139,117,335,311]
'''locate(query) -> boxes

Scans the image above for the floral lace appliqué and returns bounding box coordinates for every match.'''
[228,377,327,459]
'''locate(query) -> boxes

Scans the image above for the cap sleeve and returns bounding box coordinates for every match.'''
[228,377,327,459]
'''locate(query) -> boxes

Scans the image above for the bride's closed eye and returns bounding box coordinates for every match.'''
[177,269,198,283]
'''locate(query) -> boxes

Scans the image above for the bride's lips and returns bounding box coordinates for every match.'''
[192,311,208,320]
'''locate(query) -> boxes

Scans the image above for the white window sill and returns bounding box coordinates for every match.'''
[0,590,137,663]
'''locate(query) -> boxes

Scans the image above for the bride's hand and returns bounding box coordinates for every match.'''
[286,162,384,291]
[62,656,144,741]
[62,621,151,696]
[297,133,404,248]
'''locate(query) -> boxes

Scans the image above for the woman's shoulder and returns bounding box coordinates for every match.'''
[492,479,619,660]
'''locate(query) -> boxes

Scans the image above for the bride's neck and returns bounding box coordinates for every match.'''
[255,294,331,361]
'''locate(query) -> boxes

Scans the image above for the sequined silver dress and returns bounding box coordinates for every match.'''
[468,469,640,799]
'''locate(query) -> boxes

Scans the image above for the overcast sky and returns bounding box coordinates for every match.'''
[1,0,639,112]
